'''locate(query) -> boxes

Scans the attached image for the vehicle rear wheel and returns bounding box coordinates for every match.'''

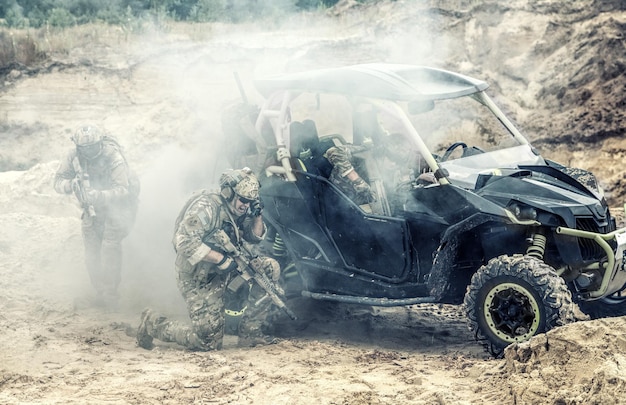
[463,254,578,357]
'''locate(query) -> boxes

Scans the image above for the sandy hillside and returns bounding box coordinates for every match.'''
[1,1,626,404]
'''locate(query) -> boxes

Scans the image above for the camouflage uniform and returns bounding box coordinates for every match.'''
[324,144,375,205]
[54,126,137,299]
[138,171,280,351]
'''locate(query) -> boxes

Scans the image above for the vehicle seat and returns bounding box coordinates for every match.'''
[290,119,330,177]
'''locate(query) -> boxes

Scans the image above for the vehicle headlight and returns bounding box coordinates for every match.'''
[509,203,538,221]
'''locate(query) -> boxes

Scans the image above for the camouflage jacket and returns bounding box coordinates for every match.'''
[323,144,369,198]
[54,142,134,208]
[173,192,266,273]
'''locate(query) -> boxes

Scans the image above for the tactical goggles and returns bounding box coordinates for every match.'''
[77,143,102,160]
[238,196,255,205]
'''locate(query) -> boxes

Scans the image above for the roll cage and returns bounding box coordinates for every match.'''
[253,63,530,186]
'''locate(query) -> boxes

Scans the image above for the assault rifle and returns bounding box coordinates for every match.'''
[72,158,96,218]
[212,229,297,320]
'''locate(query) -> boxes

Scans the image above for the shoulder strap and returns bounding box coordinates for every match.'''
[212,194,241,243]
[71,155,82,174]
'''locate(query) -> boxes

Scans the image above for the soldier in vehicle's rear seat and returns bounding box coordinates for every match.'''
[289,119,376,206]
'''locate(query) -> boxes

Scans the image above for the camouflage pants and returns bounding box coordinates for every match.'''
[146,255,280,351]
[81,206,132,296]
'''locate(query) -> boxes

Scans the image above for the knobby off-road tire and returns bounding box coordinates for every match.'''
[463,254,578,357]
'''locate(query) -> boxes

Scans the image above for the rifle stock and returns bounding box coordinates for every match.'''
[213,229,297,320]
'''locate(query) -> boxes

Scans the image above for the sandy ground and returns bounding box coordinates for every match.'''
[2,1,626,404]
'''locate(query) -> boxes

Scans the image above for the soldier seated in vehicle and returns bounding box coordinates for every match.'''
[376,132,438,213]
[289,119,376,208]
[289,120,331,177]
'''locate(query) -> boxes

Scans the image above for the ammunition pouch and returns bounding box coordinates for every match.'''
[227,275,248,293]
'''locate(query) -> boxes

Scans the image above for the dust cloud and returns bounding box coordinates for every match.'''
[110,6,448,316]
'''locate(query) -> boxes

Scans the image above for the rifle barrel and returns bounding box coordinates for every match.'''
[214,229,296,320]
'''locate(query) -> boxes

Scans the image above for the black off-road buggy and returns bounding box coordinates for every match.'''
[221,63,626,356]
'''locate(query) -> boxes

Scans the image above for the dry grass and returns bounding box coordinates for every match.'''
[39,24,131,53]
[0,10,323,72]
[0,24,124,69]
[0,20,179,70]
[0,21,223,72]
[0,29,43,68]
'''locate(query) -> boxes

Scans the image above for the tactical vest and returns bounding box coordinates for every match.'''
[74,135,140,202]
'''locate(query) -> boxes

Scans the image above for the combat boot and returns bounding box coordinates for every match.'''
[136,308,154,350]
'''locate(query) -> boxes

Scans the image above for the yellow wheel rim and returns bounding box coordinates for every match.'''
[483,282,541,343]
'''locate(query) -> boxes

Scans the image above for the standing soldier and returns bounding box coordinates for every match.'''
[54,124,139,305]
[136,167,282,350]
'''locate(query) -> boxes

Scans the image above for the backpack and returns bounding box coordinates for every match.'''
[102,135,140,202]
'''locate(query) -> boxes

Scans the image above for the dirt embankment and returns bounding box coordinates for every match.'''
[330,0,626,205]
[2,1,626,204]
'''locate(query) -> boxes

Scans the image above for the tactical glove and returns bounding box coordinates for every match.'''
[69,178,80,194]
[250,257,281,282]
[416,172,438,185]
[352,177,376,204]
[70,178,82,199]
[352,177,369,193]
[352,178,376,203]
[251,199,264,217]
[216,255,239,273]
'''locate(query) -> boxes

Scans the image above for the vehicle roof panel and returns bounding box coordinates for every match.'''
[254,63,489,101]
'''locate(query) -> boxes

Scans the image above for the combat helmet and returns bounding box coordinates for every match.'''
[72,124,104,160]
[219,167,259,202]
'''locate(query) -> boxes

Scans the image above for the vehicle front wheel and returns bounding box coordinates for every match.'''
[463,254,578,357]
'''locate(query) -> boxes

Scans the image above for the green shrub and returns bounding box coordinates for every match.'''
[4,5,26,28]
[47,7,76,27]
[191,0,226,22]
[26,8,47,28]
[1,0,349,26]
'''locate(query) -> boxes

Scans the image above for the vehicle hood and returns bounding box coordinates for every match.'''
[472,166,608,227]
[436,144,607,226]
